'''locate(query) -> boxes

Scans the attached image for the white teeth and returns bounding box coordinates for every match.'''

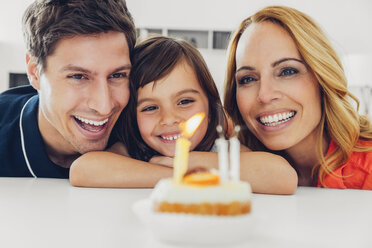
[259,111,295,126]
[75,116,108,126]
[161,134,181,141]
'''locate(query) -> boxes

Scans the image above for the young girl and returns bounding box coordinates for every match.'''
[224,6,372,189]
[70,36,297,194]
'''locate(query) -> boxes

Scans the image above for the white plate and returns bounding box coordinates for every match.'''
[132,199,264,245]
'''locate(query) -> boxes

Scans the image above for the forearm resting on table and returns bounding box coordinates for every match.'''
[69,151,172,188]
[188,151,298,195]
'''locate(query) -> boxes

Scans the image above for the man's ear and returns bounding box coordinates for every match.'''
[26,53,41,90]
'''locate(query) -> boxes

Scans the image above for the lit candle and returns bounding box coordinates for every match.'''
[173,113,205,184]
[216,125,229,184]
[229,126,241,182]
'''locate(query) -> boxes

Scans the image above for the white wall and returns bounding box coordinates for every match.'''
[0,0,33,92]
[1,0,372,99]
[127,0,372,88]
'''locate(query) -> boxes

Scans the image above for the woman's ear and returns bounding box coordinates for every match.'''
[26,53,41,90]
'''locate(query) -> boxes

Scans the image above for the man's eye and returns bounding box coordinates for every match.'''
[178,99,194,105]
[110,72,128,79]
[141,105,158,112]
[68,74,86,80]
[237,76,256,85]
[280,68,298,76]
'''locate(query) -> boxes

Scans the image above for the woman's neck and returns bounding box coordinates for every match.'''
[284,130,329,186]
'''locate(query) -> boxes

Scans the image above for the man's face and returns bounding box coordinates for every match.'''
[28,31,131,159]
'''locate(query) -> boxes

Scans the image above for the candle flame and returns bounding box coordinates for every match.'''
[180,112,205,138]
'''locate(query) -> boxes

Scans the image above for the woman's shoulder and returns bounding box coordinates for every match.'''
[356,139,372,147]
[347,139,372,172]
[325,141,372,189]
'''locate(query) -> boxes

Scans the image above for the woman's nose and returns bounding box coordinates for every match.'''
[256,77,282,104]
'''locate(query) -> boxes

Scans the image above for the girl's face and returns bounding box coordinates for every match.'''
[234,21,322,153]
[136,59,209,157]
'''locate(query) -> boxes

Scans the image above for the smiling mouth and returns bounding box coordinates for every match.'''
[159,134,181,141]
[74,116,109,132]
[258,111,296,127]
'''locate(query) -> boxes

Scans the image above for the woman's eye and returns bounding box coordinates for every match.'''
[280,68,298,76]
[237,76,256,85]
[68,74,86,80]
[178,99,194,105]
[141,105,158,112]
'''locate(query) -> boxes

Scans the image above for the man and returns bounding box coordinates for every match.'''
[0,0,136,178]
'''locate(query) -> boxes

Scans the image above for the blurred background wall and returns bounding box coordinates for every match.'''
[1,0,371,116]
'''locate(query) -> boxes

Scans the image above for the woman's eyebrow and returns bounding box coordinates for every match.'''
[236,66,255,73]
[272,57,305,67]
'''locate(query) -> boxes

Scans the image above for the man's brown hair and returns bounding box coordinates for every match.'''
[22,0,136,70]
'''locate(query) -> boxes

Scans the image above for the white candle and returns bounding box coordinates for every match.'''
[173,137,191,184]
[230,126,241,182]
[216,126,229,183]
[173,113,205,184]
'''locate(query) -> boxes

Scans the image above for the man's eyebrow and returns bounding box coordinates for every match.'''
[60,64,132,74]
[112,65,132,73]
[271,58,304,67]
[60,65,91,73]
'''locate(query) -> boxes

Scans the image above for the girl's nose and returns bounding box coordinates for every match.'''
[159,109,181,126]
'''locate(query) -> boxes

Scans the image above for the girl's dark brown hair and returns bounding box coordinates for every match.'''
[115,36,226,161]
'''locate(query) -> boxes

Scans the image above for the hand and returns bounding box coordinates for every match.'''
[149,156,174,168]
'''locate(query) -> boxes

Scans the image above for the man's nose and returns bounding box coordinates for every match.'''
[87,79,113,115]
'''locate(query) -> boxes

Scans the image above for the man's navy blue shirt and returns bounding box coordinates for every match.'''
[0,85,69,178]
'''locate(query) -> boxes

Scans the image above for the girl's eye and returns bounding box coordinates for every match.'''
[68,74,86,80]
[178,99,194,105]
[280,68,298,76]
[141,105,158,112]
[110,72,128,79]
[237,76,256,85]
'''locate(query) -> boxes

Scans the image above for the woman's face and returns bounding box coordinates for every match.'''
[136,60,209,157]
[235,21,322,152]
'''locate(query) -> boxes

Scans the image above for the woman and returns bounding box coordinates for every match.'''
[224,6,372,189]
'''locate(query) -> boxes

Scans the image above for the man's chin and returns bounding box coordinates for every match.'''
[75,140,109,154]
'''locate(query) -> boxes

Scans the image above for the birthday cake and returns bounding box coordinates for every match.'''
[150,113,250,216]
[151,169,252,216]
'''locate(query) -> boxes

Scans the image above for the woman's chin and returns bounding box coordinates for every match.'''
[262,142,290,151]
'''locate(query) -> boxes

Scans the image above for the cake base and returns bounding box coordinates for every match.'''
[153,201,251,216]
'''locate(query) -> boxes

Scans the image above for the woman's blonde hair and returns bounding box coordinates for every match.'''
[223,5,372,186]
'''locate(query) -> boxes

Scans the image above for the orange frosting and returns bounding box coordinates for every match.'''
[183,172,220,186]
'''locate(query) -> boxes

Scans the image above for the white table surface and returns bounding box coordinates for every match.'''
[0,178,371,248]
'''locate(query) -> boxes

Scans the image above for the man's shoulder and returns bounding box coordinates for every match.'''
[0,85,37,121]
[0,85,37,99]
